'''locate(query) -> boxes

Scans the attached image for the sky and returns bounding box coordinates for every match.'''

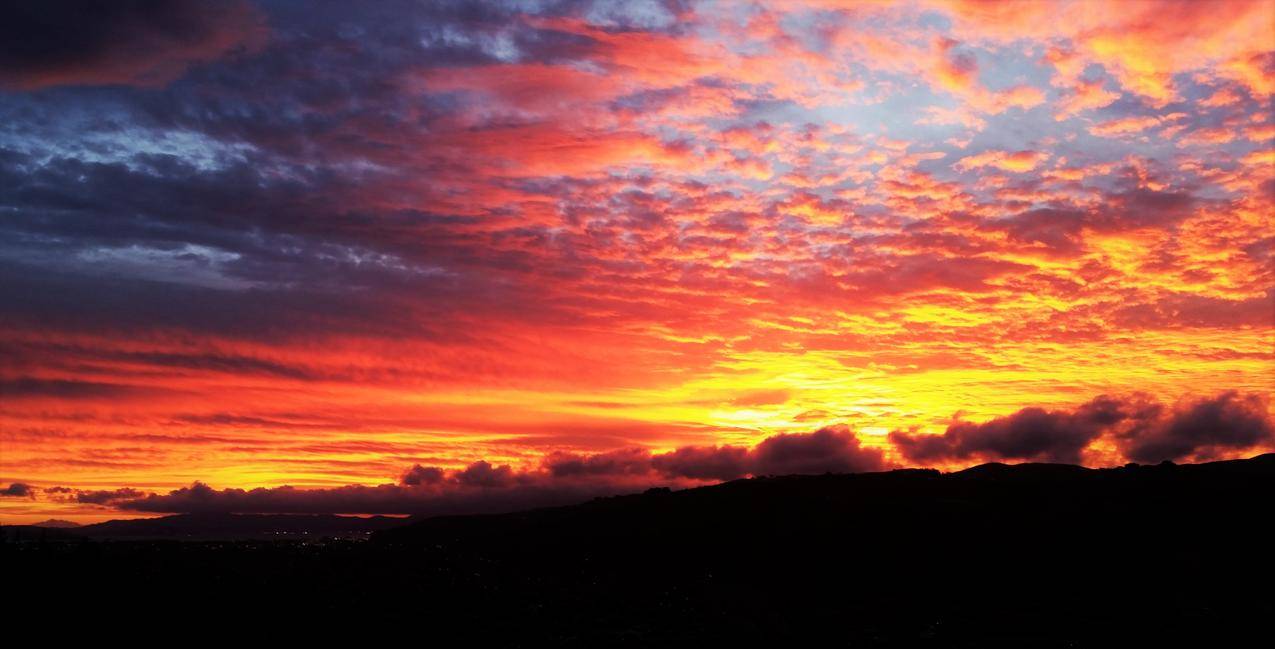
[1,0,1272,523]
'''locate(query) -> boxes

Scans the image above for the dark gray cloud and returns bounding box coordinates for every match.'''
[544,447,654,477]
[71,487,148,505]
[0,377,153,399]
[547,425,887,482]
[650,445,750,481]
[748,425,887,475]
[1,483,36,498]
[1119,391,1274,464]
[0,0,266,90]
[891,395,1128,464]
[891,391,1273,466]
[453,461,518,488]
[400,464,445,486]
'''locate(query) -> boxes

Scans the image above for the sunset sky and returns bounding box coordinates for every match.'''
[1,0,1272,523]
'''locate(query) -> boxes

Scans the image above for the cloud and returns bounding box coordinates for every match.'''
[995,207,1088,256]
[96,425,885,515]
[0,0,267,90]
[1118,391,1274,464]
[544,426,888,482]
[0,378,156,399]
[400,465,445,486]
[543,447,654,478]
[749,425,887,475]
[937,0,1275,101]
[453,461,517,488]
[730,389,792,407]
[1,483,36,499]
[650,445,750,481]
[954,149,1049,173]
[891,396,1127,464]
[36,391,1274,516]
[926,38,1045,114]
[1089,114,1186,137]
[892,391,1274,466]
[69,487,149,505]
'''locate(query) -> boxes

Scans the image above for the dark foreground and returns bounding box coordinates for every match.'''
[7,455,1273,645]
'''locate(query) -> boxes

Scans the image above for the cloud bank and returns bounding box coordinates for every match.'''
[24,391,1270,516]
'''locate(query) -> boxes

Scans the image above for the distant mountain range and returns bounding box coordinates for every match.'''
[32,519,80,528]
[4,512,408,541]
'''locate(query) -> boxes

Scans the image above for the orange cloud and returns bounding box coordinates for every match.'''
[954,149,1050,172]
[936,0,1275,102]
[1091,116,1160,136]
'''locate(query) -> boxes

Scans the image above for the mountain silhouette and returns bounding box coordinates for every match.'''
[32,518,80,528]
[6,455,1273,645]
[76,512,407,539]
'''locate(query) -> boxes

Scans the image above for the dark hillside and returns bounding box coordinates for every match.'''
[76,512,407,539]
[7,455,1272,646]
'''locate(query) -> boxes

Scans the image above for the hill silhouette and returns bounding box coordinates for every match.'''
[6,455,1273,645]
[76,512,406,539]
[32,518,80,528]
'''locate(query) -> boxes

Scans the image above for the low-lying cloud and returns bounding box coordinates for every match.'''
[1,483,36,499]
[57,425,886,516]
[27,391,1272,516]
[891,390,1273,465]
[890,395,1126,464]
[1117,391,1273,464]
